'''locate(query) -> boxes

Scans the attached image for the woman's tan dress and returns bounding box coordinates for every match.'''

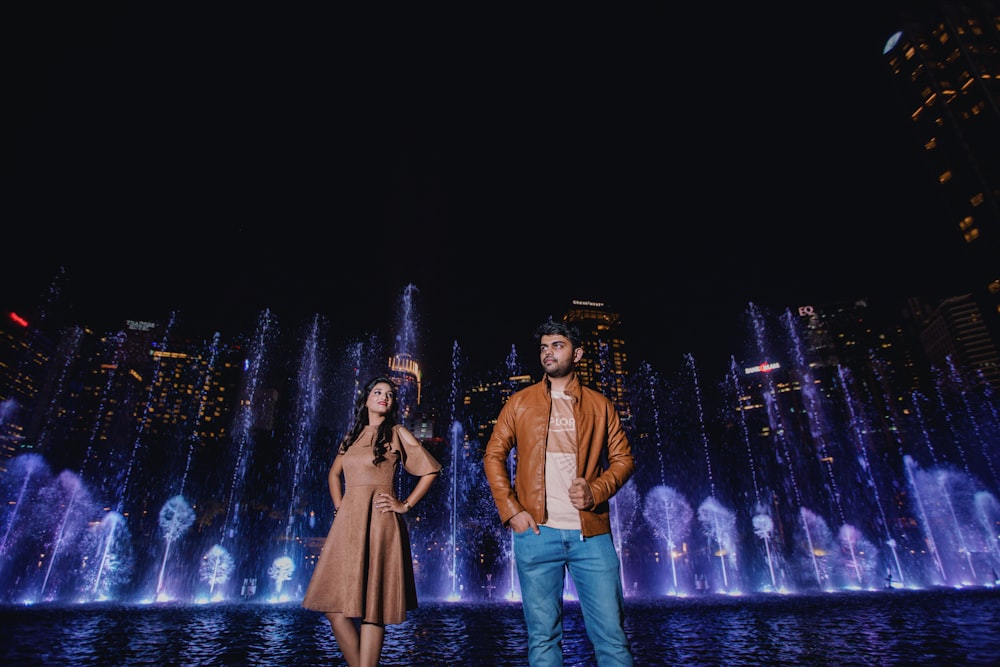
[302,424,441,625]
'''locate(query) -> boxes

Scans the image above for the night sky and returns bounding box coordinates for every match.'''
[9,4,973,385]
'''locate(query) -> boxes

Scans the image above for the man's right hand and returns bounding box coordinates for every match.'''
[509,510,540,534]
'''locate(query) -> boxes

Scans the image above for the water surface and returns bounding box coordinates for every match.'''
[2,587,998,666]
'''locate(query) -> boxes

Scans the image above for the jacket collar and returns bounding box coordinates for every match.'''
[543,371,581,398]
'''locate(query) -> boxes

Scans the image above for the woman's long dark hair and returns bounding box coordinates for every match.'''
[338,376,399,465]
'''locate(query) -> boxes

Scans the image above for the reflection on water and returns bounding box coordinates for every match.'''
[2,588,998,666]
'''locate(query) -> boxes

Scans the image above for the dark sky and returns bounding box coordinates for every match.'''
[9,4,973,383]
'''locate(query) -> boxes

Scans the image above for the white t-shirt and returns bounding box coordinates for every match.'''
[542,390,581,529]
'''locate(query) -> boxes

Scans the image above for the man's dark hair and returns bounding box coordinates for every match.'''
[533,318,582,348]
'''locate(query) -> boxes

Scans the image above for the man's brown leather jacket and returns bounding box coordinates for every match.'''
[482,372,635,538]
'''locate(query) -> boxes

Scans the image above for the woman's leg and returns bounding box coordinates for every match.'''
[326,612,360,666]
[359,622,386,667]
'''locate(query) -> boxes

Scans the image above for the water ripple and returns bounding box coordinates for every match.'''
[1,588,997,666]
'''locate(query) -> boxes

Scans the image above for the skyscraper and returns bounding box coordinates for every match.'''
[562,299,631,422]
[0,312,54,468]
[882,0,1000,342]
[913,292,1000,387]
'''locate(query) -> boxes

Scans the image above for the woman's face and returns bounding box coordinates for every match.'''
[366,381,395,417]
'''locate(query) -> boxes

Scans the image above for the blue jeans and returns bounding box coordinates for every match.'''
[513,526,633,667]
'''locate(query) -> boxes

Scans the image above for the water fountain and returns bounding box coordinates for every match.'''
[1,293,998,608]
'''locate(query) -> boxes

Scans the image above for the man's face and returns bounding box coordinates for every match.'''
[539,334,580,378]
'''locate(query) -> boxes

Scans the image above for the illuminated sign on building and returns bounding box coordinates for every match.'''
[571,300,605,308]
[744,362,780,375]
[127,320,158,331]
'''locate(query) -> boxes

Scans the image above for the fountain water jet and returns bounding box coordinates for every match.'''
[1,297,998,606]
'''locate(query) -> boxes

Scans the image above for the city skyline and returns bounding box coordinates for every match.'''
[3,233,996,607]
[9,4,976,380]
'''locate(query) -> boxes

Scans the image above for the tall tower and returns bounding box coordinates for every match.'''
[562,299,631,422]
[914,293,1000,387]
[0,311,54,468]
[881,0,1000,341]
[388,352,422,421]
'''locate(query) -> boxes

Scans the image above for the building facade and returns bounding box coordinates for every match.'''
[882,0,1000,346]
[562,299,631,422]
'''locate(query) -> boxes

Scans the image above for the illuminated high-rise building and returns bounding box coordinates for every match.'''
[881,0,1000,343]
[137,332,243,443]
[0,311,54,468]
[388,351,422,423]
[0,314,249,478]
[561,300,630,422]
[909,292,1000,388]
[463,373,534,442]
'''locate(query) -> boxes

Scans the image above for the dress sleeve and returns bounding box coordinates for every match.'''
[394,425,442,476]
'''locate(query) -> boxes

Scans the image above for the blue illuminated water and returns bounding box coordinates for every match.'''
[2,290,998,615]
[1,587,998,666]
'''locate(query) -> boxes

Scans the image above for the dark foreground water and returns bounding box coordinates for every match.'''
[2,587,998,666]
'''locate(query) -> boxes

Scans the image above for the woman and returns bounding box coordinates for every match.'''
[302,376,441,667]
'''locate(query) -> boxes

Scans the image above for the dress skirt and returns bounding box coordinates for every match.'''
[302,424,440,625]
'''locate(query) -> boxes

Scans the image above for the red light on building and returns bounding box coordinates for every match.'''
[744,361,780,375]
[8,312,28,328]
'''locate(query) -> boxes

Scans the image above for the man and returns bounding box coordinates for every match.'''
[483,318,635,666]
